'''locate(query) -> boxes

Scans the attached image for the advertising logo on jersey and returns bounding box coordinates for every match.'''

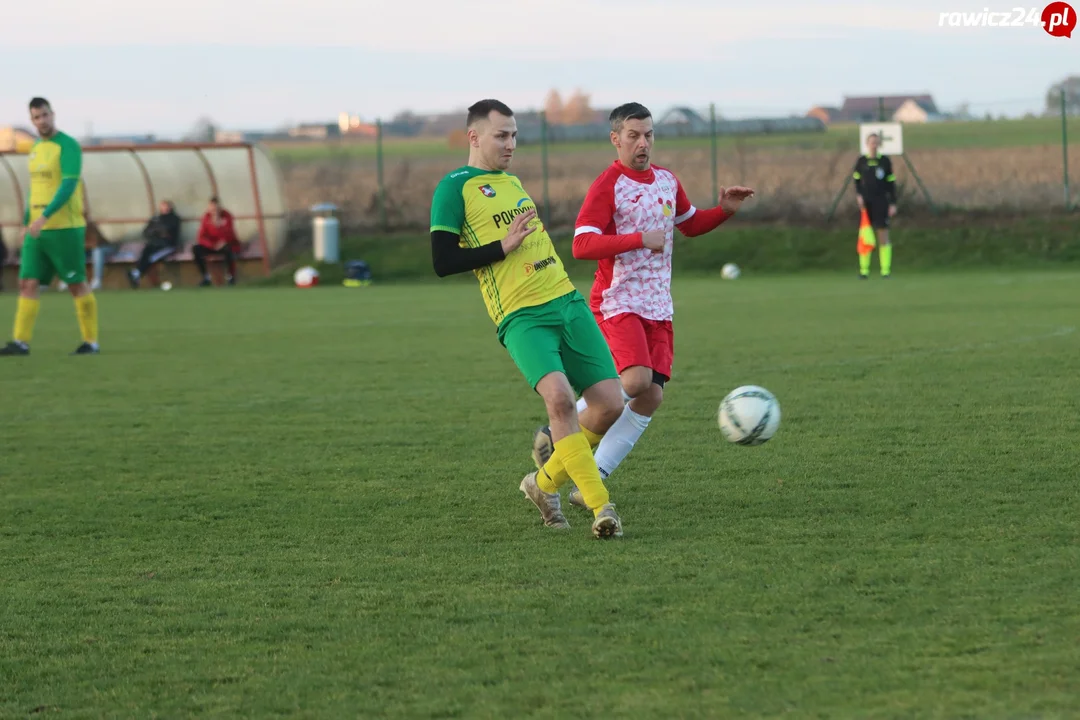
[660,198,674,217]
[479,184,496,198]
[523,255,557,277]
[492,202,538,229]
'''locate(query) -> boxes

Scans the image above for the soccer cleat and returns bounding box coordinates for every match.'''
[127,269,140,289]
[530,425,553,469]
[859,273,869,280]
[0,341,29,356]
[591,503,623,539]
[70,342,99,355]
[567,485,589,511]
[519,471,570,529]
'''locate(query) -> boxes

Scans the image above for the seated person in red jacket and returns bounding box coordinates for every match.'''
[193,196,239,286]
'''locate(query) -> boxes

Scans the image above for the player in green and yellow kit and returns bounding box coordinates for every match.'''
[430,99,626,538]
[1,97,100,356]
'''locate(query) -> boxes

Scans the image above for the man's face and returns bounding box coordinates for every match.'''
[867,135,880,155]
[470,111,517,170]
[208,200,220,214]
[30,105,55,137]
[612,117,653,171]
[159,201,171,215]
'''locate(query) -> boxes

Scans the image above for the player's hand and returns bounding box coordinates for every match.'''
[641,230,666,253]
[719,186,755,215]
[888,204,897,218]
[27,217,47,239]
[500,209,537,255]
[856,196,865,209]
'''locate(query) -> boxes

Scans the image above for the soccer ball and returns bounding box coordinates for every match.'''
[718,385,781,445]
[721,263,741,280]
[160,281,173,291]
[294,266,320,288]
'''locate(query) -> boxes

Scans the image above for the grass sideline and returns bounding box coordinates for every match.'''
[261,212,1080,286]
[268,116,1080,162]
[1,273,1078,717]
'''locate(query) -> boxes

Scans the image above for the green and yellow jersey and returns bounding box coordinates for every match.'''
[27,131,85,230]
[430,166,575,327]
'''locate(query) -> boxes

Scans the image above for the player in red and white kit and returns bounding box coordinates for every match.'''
[530,102,755,511]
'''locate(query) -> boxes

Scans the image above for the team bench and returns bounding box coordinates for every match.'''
[0,240,266,290]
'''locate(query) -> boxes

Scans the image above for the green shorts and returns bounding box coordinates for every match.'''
[19,227,87,285]
[498,290,619,395]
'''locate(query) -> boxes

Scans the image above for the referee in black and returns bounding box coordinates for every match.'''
[852,132,897,278]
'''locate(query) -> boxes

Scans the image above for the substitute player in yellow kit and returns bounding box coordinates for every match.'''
[1,97,100,356]
[430,99,625,538]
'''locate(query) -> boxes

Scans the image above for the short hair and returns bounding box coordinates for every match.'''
[29,97,51,111]
[610,102,652,133]
[867,132,880,140]
[209,195,220,204]
[467,99,514,128]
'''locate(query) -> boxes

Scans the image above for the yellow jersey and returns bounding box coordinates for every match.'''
[430,166,574,327]
[27,131,85,230]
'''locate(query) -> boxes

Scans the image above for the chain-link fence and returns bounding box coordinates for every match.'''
[273,94,1077,235]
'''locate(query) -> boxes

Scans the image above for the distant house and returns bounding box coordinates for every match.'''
[288,123,341,140]
[657,106,709,131]
[831,94,939,123]
[892,98,947,123]
[808,94,942,124]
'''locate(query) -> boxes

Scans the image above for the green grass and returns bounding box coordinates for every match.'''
[2,271,1079,717]
[268,116,1080,162]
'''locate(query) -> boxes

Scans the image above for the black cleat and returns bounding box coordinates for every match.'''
[70,342,99,355]
[859,273,869,280]
[0,341,29,356]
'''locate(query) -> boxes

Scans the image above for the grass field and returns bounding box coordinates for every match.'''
[2,272,1079,717]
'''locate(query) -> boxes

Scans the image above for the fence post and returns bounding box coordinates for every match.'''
[540,111,550,227]
[1062,89,1071,210]
[878,97,885,121]
[710,103,718,203]
[376,118,387,230]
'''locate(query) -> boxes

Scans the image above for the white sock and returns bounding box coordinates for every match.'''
[576,388,631,415]
[593,405,651,480]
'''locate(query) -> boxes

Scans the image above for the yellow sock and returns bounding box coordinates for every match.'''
[74,293,98,344]
[556,432,610,514]
[581,424,604,449]
[858,250,872,276]
[880,244,892,276]
[13,297,41,344]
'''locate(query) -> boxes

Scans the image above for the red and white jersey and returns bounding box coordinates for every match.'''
[574,161,696,322]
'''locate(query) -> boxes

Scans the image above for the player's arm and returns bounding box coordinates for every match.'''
[852,157,866,205]
[883,157,897,205]
[672,179,729,237]
[572,175,649,259]
[431,230,506,276]
[41,136,82,221]
[430,177,504,276]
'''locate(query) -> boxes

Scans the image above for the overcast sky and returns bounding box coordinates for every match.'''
[2,0,1074,137]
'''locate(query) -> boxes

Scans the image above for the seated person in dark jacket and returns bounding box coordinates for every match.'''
[128,200,182,288]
